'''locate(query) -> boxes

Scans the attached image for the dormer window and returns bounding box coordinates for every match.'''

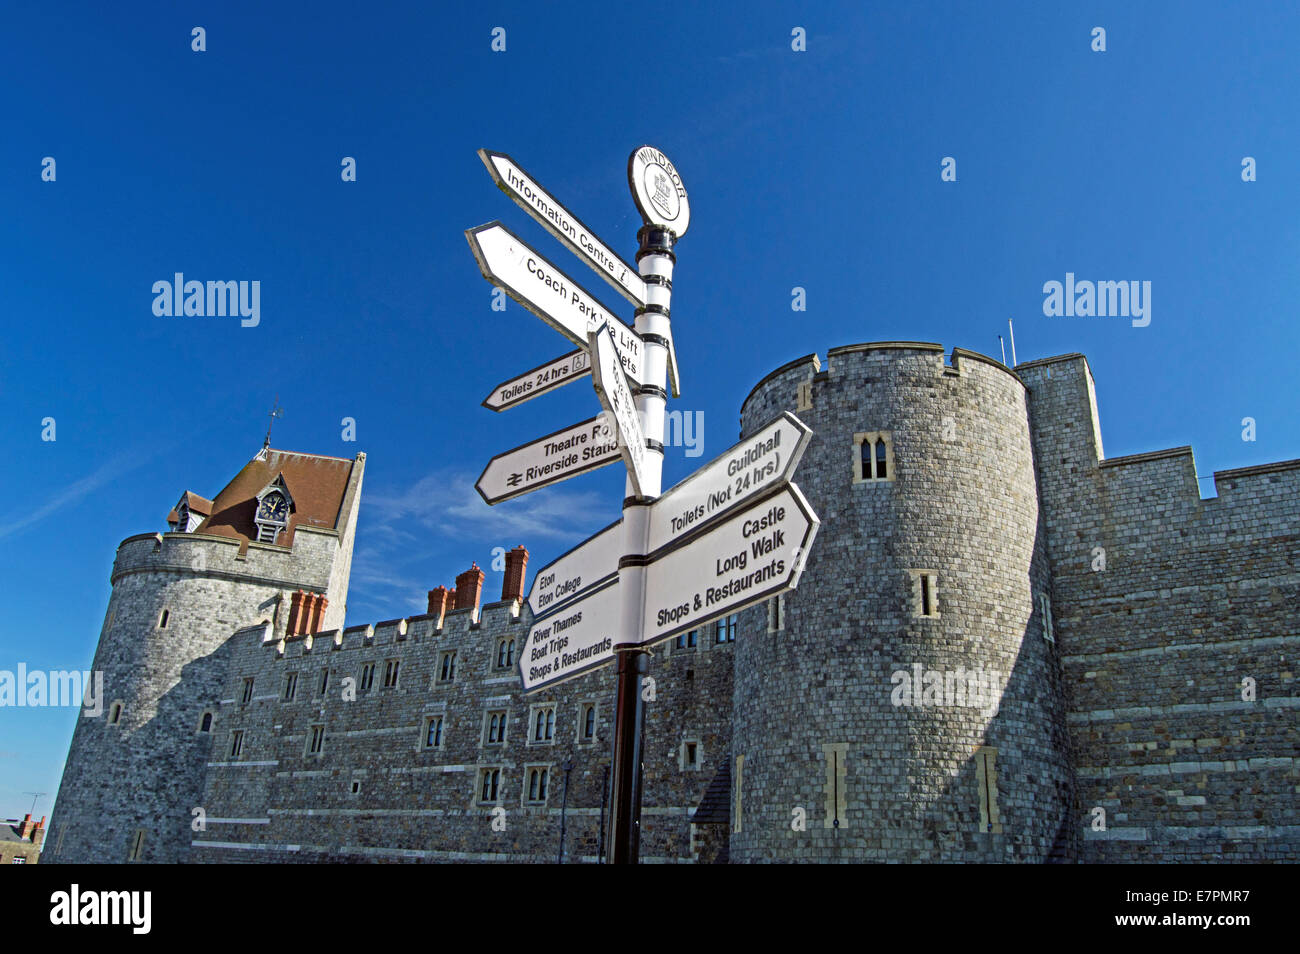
[253,475,294,545]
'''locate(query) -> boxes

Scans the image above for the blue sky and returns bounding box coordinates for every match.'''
[2,1,1298,818]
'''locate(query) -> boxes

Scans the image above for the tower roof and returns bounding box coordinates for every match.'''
[196,448,361,548]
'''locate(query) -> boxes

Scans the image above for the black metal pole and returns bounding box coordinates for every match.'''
[598,763,609,863]
[557,757,573,864]
[608,644,649,864]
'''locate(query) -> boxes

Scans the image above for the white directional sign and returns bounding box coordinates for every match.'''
[527,520,621,618]
[647,411,813,554]
[482,349,590,412]
[521,580,621,692]
[475,415,621,505]
[466,222,647,386]
[641,483,818,646]
[589,321,646,495]
[479,149,648,307]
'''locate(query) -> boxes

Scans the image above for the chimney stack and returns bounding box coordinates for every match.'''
[288,590,308,636]
[308,594,328,634]
[455,564,485,614]
[31,817,46,848]
[502,545,529,603]
[19,814,33,840]
[427,586,451,625]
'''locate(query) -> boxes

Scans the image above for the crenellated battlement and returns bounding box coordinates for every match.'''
[266,598,529,662]
[112,525,341,591]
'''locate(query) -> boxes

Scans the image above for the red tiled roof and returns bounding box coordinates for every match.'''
[196,449,358,548]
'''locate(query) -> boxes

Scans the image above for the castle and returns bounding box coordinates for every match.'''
[46,343,1299,863]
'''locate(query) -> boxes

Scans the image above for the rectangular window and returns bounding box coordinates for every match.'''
[767,595,785,633]
[732,755,744,834]
[319,669,330,696]
[306,724,325,756]
[424,716,444,749]
[854,431,894,484]
[230,730,244,759]
[478,767,501,804]
[682,740,700,770]
[241,678,254,705]
[525,766,550,804]
[383,659,400,688]
[530,705,555,743]
[1040,593,1054,642]
[909,570,939,618]
[360,662,375,692]
[823,742,849,829]
[496,638,516,669]
[715,614,737,643]
[484,710,508,745]
[976,746,1002,833]
[283,672,298,701]
[438,652,456,683]
[127,829,145,862]
[581,703,597,741]
[675,629,698,650]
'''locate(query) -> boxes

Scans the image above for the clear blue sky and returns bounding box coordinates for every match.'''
[3,1,1298,819]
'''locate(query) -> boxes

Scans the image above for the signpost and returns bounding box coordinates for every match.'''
[480,149,648,307]
[641,483,818,645]
[589,320,646,496]
[482,349,590,412]
[521,580,621,692]
[465,222,649,388]
[646,411,812,554]
[463,144,818,864]
[526,520,621,618]
[474,415,620,505]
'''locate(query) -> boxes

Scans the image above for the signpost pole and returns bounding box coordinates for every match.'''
[607,224,676,864]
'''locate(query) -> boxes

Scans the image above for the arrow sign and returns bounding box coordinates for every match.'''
[479,149,647,307]
[475,415,621,505]
[641,483,819,646]
[521,580,622,692]
[482,349,591,412]
[589,321,646,495]
[527,519,621,618]
[647,411,813,554]
[466,222,647,387]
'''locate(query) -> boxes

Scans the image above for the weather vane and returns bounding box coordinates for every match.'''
[263,396,284,449]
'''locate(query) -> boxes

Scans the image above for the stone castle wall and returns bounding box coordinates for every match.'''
[191,597,734,863]
[1018,354,1299,862]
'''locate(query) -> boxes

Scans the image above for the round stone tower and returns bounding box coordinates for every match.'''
[730,342,1074,862]
[47,449,364,863]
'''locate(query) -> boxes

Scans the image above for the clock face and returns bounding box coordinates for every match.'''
[258,492,288,523]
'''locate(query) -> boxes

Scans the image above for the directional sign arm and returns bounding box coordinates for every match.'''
[479,150,647,307]
[589,321,646,496]
[482,349,591,412]
[475,415,621,505]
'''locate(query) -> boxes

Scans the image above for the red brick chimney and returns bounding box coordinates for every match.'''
[455,564,485,613]
[31,817,45,848]
[18,814,33,839]
[427,586,451,624]
[288,590,308,636]
[502,546,529,603]
[307,593,328,634]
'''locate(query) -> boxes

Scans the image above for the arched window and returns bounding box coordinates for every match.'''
[584,705,595,739]
[875,440,888,479]
[199,712,212,732]
[860,438,874,480]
